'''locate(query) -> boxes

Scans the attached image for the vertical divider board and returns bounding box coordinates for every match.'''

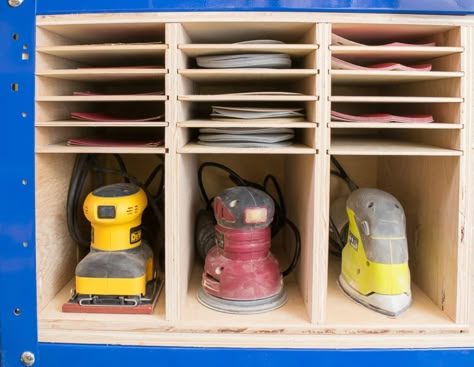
[313,22,331,323]
[468,25,474,325]
[165,23,179,322]
[455,25,471,324]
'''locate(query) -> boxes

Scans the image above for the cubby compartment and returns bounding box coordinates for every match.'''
[330,102,462,127]
[331,24,461,47]
[36,153,168,339]
[178,22,317,45]
[174,153,316,327]
[326,155,466,332]
[35,126,167,153]
[37,22,166,47]
[178,74,317,100]
[330,129,462,155]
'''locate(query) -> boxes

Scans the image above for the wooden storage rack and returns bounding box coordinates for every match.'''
[34,12,474,349]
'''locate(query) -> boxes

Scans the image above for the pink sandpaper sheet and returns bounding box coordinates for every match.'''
[71,112,164,122]
[67,137,164,147]
[331,110,434,123]
[332,57,432,71]
[331,33,436,47]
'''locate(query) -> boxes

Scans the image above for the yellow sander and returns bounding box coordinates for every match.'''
[337,188,412,317]
[330,157,411,317]
[63,182,162,314]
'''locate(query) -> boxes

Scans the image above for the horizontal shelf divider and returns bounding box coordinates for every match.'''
[36,143,167,154]
[179,68,317,82]
[179,95,318,102]
[179,44,318,57]
[329,122,462,129]
[178,120,316,128]
[330,137,462,156]
[35,121,169,127]
[177,142,316,154]
[330,96,463,103]
[36,69,167,82]
[331,70,463,85]
[36,95,168,102]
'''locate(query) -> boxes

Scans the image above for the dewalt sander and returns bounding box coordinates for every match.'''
[330,157,411,317]
[195,162,301,314]
[63,154,164,314]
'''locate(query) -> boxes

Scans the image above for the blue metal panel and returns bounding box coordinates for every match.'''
[36,0,474,15]
[0,0,473,366]
[38,343,474,367]
[0,0,38,367]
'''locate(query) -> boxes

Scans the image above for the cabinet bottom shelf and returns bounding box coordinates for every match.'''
[37,259,468,348]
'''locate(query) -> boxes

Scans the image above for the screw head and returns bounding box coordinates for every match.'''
[8,0,24,7]
[20,351,35,366]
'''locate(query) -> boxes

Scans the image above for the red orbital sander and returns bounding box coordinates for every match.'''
[197,186,288,314]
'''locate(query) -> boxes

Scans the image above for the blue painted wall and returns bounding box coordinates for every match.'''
[37,0,474,15]
[1,0,474,366]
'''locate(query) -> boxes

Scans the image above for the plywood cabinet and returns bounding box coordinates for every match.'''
[34,12,474,349]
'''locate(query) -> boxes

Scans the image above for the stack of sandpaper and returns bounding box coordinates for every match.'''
[210,106,304,122]
[196,39,291,69]
[197,127,295,148]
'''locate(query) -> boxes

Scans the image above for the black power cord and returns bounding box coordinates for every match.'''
[329,156,358,255]
[196,161,301,277]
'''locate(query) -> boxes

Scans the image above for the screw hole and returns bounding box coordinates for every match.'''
[13,33,19,40]
[12,83,19,92]
[22,179,27,185]
[22,52,29,60]
[14,308,21,316]
[368,202,374,208]
[23,242,28,248]
[22,112,27,118]
[23,44,28,50]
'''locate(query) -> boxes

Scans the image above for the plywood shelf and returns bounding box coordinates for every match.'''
[330,96,463,103]
[177,142,315,154]
[179,43,318,57]
[179,69,317,82]
[36,95,167,102]
[329,122,462,129]
[37,43,167,64]
[35,143,167,154]
[330,136,462,156]
[36,69,167,82]
[179,95,318,102]
[35,121,169,127]
[331,70,463,85]
[178,120,316,128]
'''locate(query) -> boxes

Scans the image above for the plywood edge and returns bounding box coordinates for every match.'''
[330,96,464,103]
[178,120,316,128]
[36,143,167,154]
[177,142,316,154]
[329,122,462,129]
